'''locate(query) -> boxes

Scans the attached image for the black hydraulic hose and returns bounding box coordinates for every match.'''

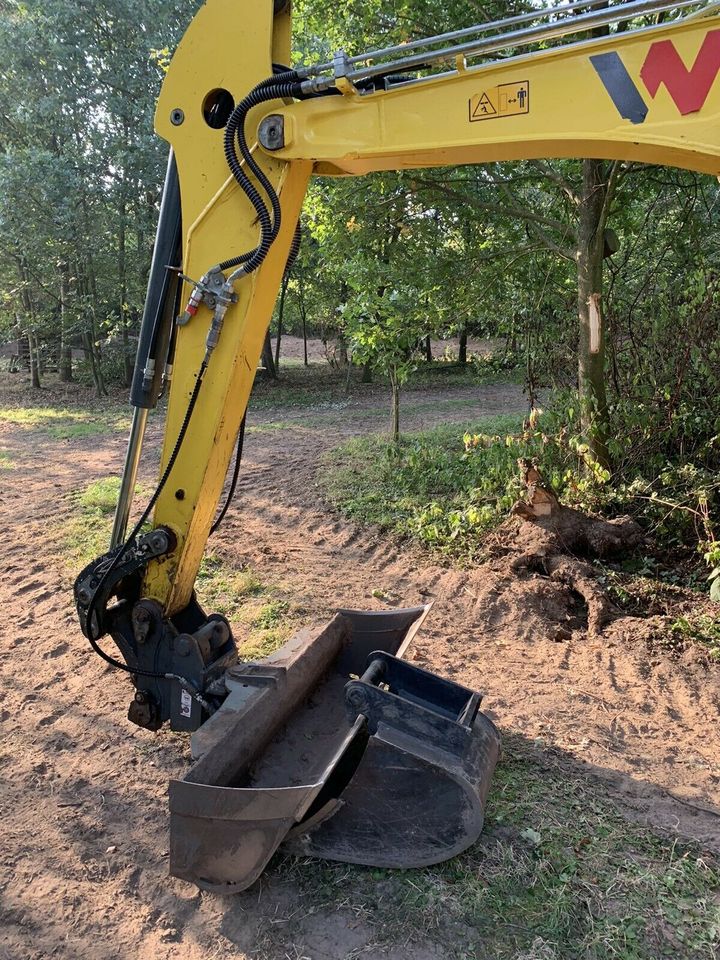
[209,218,300,536]
[210,414,246,535]
[220,76,303,273]
[285,220,302,276]
[85,362,209,679]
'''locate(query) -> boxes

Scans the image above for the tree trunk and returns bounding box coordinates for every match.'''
[261,330,277,379]
[16,258,41,387]
[577,159,613,470]
[361,361,373,384]
[118,197,132,387]
[424,335,432,362]
[59,266,73,382]
[274,275,288,371]
[82,330,102,394]
[389,367,400,442]
[458,327,468,365]
[333,335,348,367]
[29,333,41,389]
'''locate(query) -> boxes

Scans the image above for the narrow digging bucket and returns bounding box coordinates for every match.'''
[169,605,500,893]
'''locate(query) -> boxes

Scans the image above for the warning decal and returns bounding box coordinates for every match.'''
[469,81,530,121]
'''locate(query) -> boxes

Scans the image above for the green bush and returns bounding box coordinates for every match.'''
[323,400,720,583]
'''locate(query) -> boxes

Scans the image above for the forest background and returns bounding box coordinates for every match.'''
[1,0,719,589]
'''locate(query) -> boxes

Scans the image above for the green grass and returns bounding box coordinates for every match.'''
[275,735,719,959]
[321,416,524,560]
[669,614,720,661]
[194,558,299,658]
[196,552,265,619]
[64,477,128,566]
[0,404,131,439]
[0,449,12,468]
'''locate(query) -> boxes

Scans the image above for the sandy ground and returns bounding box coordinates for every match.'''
[0,374,719,960]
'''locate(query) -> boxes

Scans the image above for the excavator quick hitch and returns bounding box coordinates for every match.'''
[169,606,500,892]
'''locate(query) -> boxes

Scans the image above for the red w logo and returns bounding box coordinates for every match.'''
[640,29,720,115]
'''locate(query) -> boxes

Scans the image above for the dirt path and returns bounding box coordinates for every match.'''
[1,379,718,960]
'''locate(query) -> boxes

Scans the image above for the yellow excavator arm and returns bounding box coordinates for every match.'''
[149,0,720,615]
[73,0,720,893]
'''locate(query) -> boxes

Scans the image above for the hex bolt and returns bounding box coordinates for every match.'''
[346,687,367,710]
[150,532,168,553]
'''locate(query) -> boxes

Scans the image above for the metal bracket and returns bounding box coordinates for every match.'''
[74,527,175,640]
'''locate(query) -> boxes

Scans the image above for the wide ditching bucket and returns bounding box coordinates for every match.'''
[169,605,500,892]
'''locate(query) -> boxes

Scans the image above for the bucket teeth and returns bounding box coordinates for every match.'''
[169,605,500,893]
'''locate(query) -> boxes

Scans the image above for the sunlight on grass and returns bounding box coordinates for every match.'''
[321,415,524,560]
[197,555,297,658]
[0,405,131,439]
[64,477,127,566]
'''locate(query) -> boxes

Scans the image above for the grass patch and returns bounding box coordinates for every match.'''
[321,415,523,560]
[669,615,720,660]
[0,449,12,468]
[0,404,131,439]
[251,599,290,629]
[194,556,298,658]
[64,477,127,566]
[276,736,719,959]
[196,552,264,619]
[62,480,300,661]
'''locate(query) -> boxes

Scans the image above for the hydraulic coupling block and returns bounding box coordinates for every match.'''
[177,268,227,326]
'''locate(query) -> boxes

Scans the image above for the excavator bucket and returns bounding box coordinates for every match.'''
[169,605,500,893]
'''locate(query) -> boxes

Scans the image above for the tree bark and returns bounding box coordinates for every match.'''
[458,327,468,365]
[58,265,73,382]
[274,275,288,371]
[261,330,277,380]
[16,257,41,388]
[298,277,308,366]
[29,333,41,389]
[507,461,643,636]
[118,195,132,388]
[577,158,616,470]
[389,366,400,442]
[424,335,432,362]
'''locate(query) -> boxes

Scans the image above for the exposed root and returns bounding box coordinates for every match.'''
[544,555,615,636]
[502,461,645,637]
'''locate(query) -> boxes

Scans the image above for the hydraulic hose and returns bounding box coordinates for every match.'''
[220,75,303,273]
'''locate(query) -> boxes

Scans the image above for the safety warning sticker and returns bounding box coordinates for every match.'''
[469,81,530,121]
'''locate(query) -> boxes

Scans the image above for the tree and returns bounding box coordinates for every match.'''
[0,0,191,391]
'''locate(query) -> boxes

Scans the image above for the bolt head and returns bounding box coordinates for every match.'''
[346,687,366,709]
[170,108,185,126]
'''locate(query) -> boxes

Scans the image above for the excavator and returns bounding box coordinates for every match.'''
[74,0,720,893]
